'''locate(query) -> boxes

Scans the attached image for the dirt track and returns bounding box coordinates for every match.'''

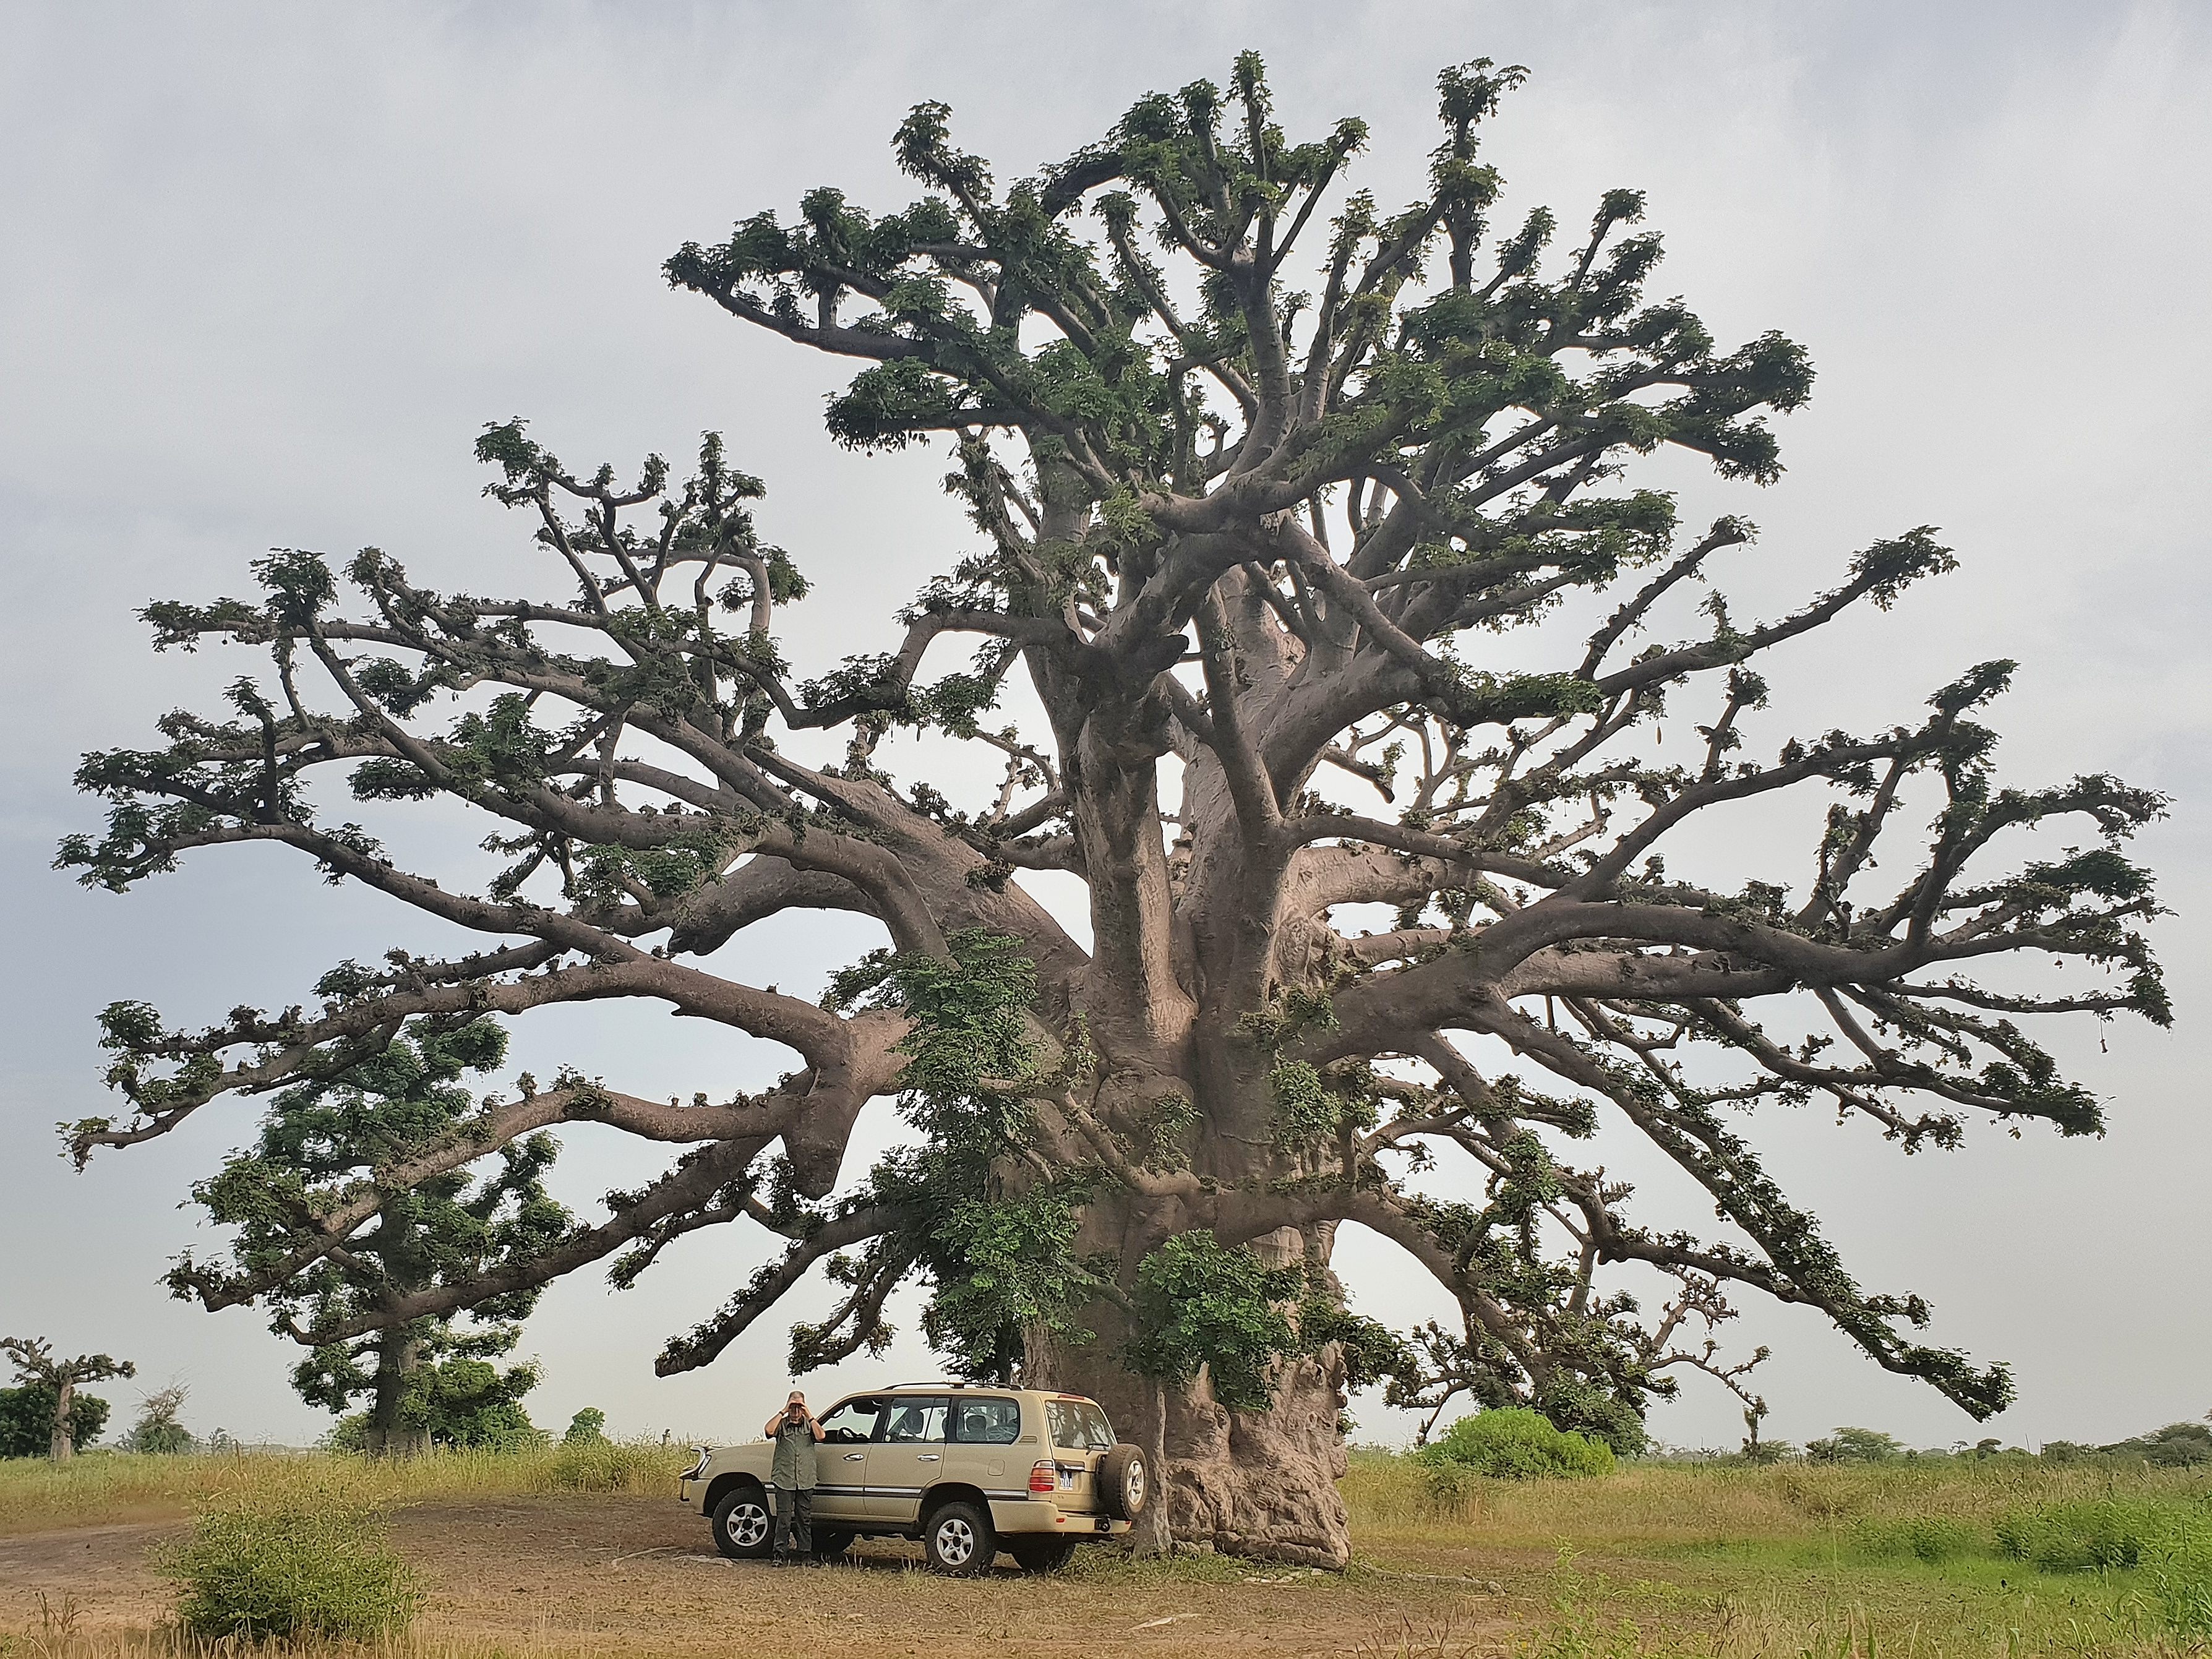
[0,1495,1519,1657]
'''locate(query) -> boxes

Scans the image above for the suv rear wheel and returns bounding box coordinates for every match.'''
[1008,1536,1079,1574]
[922,1499,995,1576]
[710,1485,773,1560]
[1097,1443,1150,1520]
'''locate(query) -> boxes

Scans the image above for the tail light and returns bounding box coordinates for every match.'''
[1029,1460,1056,1494]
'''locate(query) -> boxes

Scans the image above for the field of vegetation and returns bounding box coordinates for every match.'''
[2,1443,2208,1658]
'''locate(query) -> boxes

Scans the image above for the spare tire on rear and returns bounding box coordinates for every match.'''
[1097,1442,1150,1520]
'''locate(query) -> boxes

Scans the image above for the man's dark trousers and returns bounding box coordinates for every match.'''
[771,1484,812,1559]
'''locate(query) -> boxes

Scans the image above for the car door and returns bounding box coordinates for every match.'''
[946,1394,1024,1497]
[863,1395,949,1523]
[810,1395,885,1524]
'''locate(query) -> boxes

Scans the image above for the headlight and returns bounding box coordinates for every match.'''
[681,1446,711,1480]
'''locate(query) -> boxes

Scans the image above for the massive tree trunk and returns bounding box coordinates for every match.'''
[1047,1338,1353,1566]
[49,1378,75,1462]
[363,1328,428,1458]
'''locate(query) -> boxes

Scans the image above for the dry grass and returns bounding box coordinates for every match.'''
[0,1442,690,1537]
[1342,1449,2212,1547]
[1,1449,2207,1658]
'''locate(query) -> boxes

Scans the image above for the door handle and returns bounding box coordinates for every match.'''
[917,1454,941,1462]
[842,1452,865,1462]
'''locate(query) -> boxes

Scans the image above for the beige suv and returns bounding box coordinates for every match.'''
[677,1383,1149,1574]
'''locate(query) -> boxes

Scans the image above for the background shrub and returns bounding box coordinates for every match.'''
[563,1407,608,1446]
[158,1490,420,1641]
[1421,1408,1616,1480]
[1994,1498,2212,1574]
[1854,1515,1980,1563]
[2145,1530,2212,1640]
[1805,1426,1904,1464]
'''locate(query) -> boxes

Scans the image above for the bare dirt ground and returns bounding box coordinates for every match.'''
[0,1496,1531,1658]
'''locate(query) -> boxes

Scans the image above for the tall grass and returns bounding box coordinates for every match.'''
[158,1492,419,1642]
[1342,1447,2212,1552]
[0,1440,693,1535]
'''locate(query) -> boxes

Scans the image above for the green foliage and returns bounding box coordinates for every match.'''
[1853,1515,1979,1563]
[1420,1407,1616,1480]
[1295,1294,1418,1392]
[1125,1232,1302,1410]
[563,1407,608,1446]
[173,1016,572,1434]
[1995,1498,2212,1574]
[123,1385,197,1455]
[326,1356,546,1452]
[0,1386,108,1459]
[158,1491,421,1642]
[2145,1528,2212,1640]
[804,930,1087,1382]
[1806,1426,1905,1464]
[922,1187,1101,1378]
[2106,1421,2212,1468]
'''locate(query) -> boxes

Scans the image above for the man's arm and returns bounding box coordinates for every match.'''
[808,1412,825,1443]
[764,1410,784,1438]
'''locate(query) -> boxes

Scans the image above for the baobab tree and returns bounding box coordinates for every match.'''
[1,1338,135,1461]
[174,1016,569,1454]
[61,56,2164,1564]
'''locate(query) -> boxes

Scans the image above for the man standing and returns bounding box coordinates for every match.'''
[761,1389,823,1564]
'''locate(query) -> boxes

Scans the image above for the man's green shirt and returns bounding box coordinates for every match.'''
[769,1420,818,1489]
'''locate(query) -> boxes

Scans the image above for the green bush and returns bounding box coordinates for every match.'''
[563,1407,608,1446]
[1421,1408,1616,1480]
[157,1491,420,1641]
[1855,1515,1980,1563]
[1994,1499,2212,1574]
[2145,1532,2212,1640]
[1805,1426,1904,1464]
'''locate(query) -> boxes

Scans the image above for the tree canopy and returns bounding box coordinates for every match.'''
[165,1017,567,1450]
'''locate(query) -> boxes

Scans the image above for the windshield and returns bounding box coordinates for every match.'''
[1045,1398,1115,1451]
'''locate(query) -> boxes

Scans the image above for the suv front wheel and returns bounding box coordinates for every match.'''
[710,1485,773,1560]
[922,1499,995,1576]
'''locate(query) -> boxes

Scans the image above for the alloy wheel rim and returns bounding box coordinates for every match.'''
[937,1518,974,1565]
[729,1503,769,1548]
[1128,1462,1146,1507]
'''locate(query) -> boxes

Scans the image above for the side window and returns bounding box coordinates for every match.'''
[817,1397,883,1445]
[951,1397,1021,1445]
[880,1397,950,1443]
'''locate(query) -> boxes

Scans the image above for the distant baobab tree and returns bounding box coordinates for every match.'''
[1,1337,135,1461]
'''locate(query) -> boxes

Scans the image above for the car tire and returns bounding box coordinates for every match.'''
[710,1485,775,1560]
[1009,1537,1079,1574]
[921,1499,995,1576]
[813,1527,854,1561]
[1097,1443,1151,1520]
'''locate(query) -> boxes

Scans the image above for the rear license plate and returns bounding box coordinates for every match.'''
[1057,1471,1075,1490]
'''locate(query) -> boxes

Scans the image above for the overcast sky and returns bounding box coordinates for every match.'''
[2,1,2206,1456]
